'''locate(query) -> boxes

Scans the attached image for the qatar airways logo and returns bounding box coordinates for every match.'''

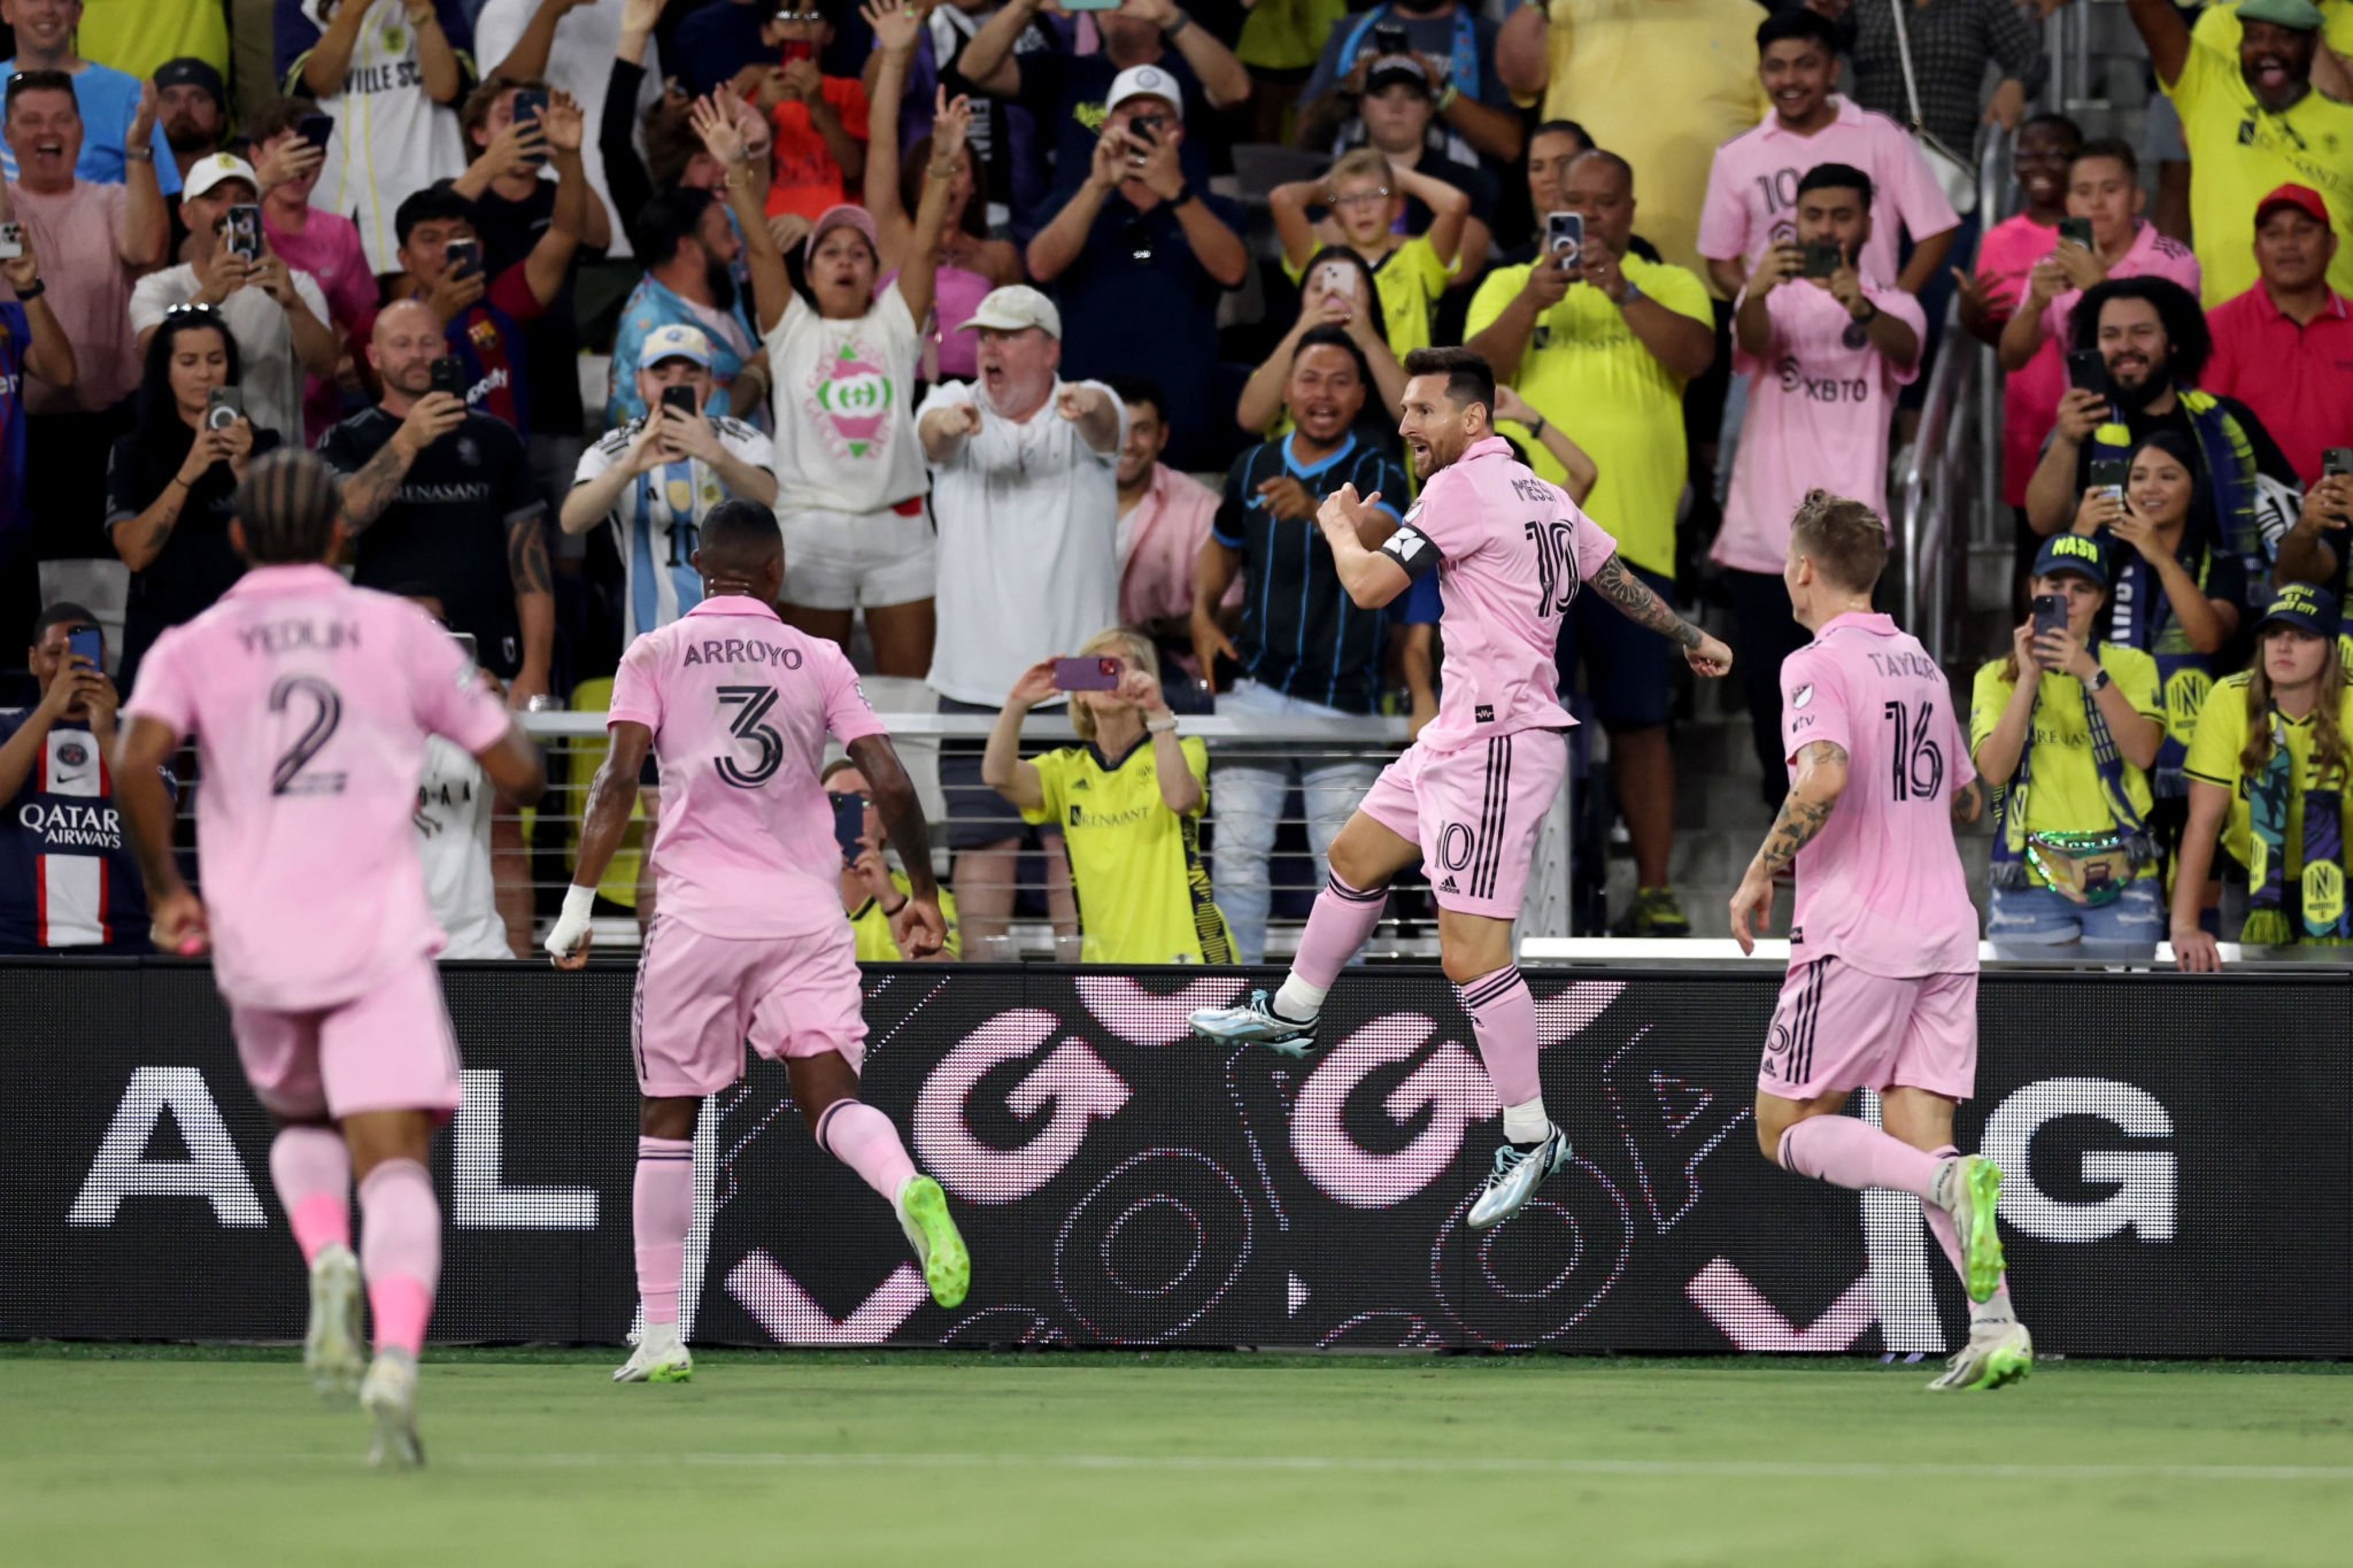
[20,800,121,848]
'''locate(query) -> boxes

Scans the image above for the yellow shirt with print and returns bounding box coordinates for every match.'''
[1019,735,1233,965]
[1285,234,1453,360]
[2166,15,2353,304]
[1464,254,1711,581]
[2182,671,2353,880]
[850,870,962,962]
[1971,646,2163,887]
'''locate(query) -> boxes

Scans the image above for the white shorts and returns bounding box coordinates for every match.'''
[782,503,937,611]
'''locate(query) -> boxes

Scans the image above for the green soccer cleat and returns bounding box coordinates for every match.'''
[1611,886,1692,938]
[898,1175,970,1309]
[1949,1154,2007,1304]
[1928,1320,2034,1392]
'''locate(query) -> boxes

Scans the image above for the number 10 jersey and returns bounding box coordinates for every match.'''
[608,596,889,939]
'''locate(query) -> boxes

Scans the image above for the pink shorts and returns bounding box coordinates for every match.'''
[632,914,867,1098]
[1359,730,1567,919]
[231,960,465,1123]
[1758,957,1979,1102]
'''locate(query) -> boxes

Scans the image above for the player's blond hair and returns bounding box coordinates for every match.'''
[1069,628,1162,743]
[1788,489,1887,596]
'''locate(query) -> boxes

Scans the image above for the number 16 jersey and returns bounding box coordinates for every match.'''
[1777,611,1979,978]
[608,596,888,939]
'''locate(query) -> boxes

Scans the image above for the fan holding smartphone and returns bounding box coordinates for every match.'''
[823,759,963,961]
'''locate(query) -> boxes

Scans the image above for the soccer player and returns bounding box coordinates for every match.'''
[1726,490,2030,1393]
[1191,346,1733,1228]
[111,451,547,1466]
[547,499,970,1384]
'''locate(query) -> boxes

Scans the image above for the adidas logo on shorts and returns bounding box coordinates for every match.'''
[1437,876,1459,893]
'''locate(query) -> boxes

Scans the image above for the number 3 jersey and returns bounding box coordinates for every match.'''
[1777,612,1979,978]
[1379,435,1615,751]
[122,565,514,1010]
[607,596,888,938]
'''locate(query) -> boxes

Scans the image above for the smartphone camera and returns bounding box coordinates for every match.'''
[429,357,468,399]
[2324,448,2353,480]
[2031,593,2069,657]
[2088,457,2128,509]
[2058,217,2094,250]
[223,204,264,262]
[1052,656,1123,693]
[443,237,480,279]
[659,384,699,418]
[205,387,244,431]
[1544,211,1583,272]
[832,791,869,868]
[1372,24,1410,57]
[67,625,103,673]
[0,221,22,261]
[298,113,336,153]
[1801,242,1843,280]
[510,88,550,165]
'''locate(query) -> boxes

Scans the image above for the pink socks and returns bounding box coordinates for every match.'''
[1457,965,1544,1125]
[269,1125,351,1264]
[1776,1115,1941,1201]
[633,1137,694,1327]
[815,1100,917,1204]
[1289,875,1391,995]
[358,1158,441,1357]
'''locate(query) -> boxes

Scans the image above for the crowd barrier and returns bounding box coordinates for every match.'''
[8,960,2346,1358]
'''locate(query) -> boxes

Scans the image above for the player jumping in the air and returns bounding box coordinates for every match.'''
[114,452,547,1467]
[1191,347,1733,1228]
[1727,491,2028,1392]
[547,500,969,1384]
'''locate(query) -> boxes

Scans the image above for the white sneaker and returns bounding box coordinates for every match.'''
[1927,1319,2034,1392]
[360,1349,424,1469]
[612,1331,693,1384]
[304,1243,365,1403]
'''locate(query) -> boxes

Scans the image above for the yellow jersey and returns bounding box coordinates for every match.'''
[1284,234,1455,360]
[1972,646,2164,886]
[849,870,962,963]
[2183,672,2353,879]
[1020,735,1233,965]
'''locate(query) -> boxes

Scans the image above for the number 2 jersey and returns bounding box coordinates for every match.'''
[1378,435,1615,751]
[1778,612,1978,978]
[607,596,888,939]
[122,565,514,1010]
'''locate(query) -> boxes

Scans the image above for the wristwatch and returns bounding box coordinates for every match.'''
[1616,277,1644,308]
[2082,666,2112,694]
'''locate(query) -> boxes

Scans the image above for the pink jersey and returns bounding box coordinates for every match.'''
[1696,97,1961,287]
[1714,278,1926,575]
[1778,613,1978,979]
[608,596,888,939]
[1386,437,1615,751]
[121,565,514,1011]
[1975,213,2064,507]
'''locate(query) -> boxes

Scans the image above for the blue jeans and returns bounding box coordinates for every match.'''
[1210,680,1381,964]
[1986,878,2163,961]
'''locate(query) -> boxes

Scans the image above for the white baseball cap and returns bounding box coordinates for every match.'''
[1104,65,1183,122]
[184,152,260,202]
[959,285,1062,340]
[638,322,715,370]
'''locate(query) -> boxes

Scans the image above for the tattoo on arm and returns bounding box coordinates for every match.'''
[506,513,553,598]
[1754,741,1849,870]
[1592,554,1702,648]
[340,445,408,532]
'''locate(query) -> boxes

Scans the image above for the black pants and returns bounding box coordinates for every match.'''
[1726,568,1814,810]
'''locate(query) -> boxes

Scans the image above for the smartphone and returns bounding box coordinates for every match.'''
[223,204,264,262]
[205,386,244,430]
[2325,448,2353,478]
[1801,241,1843,279]
[1372,24,1410,57]
[298,113,336,153]
[450,631,479,687]
[429,357,468,399]
[0,221,21,261]
[2031,593,2069,647]
[2058,217,2094,250]
[2065,348,2108,398]
[2088,456,2129,505]
[1058,0,1122,10]
[659,384,698,418]
[443,237,480,279]
[1052,656,1122,693]
[1544,211,1583,271]
[831,792,867,868]
[1124,116,1160,168]
[67,626,102,672]
[510,87,549,165]
[1313,259,1355,298]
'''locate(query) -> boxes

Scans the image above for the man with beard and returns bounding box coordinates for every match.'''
[915,284,1123,948]
[0,0,182,192]
[1190,326,1407,964]
[2125,0,2353,305]
[2026,276,2300,600]
[152,58,227,187]
[608,186,766,427]
[2206,184,2353,486]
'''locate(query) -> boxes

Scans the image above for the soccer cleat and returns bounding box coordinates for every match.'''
[612,1337,694,1384]
[897,1175,970,1310]
[1465,1125,1572,1230]
[1946,1154,2007,1304]
[304,1243,365,1403]
[360,1349,424,1470]
[1928,1320,2034,1392]
[1611,886,1692,938]
[1189,988,1319,1059]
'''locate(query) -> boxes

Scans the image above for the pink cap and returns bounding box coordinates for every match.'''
[805,203,880,262]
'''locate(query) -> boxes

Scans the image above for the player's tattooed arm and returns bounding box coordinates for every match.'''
[1951,778,1984,829]
[1753,740,1850,871]
[1591,553,1703,648]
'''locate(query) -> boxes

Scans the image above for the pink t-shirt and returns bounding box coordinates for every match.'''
[1386,437,1614,752]
[1714,279,1927,575]
[1696,96,1961,287]
[1975,213,2063,507]
[879,262,994,381]
[608,595,889,938]
[1779,612,1978,979]
[6,179,142,414]
[265,204,377,442]
[122,565,514,1011]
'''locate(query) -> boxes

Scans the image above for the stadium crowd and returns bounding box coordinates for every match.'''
[2,0,2351,966]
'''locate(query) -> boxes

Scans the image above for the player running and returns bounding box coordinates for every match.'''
[547,499,969,1384]
[113,452,547,1467]
[1191,347,1733,1229]
[1727,490,2029,1393]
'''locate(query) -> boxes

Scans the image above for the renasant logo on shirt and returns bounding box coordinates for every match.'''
[805,336,897,461]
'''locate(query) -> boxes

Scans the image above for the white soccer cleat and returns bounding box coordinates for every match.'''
[612,1333,694,1384]
[1465,1125,1572,1229]
[1927,1320,2034,1393]
[304,1243,365,1403]
[360,1349,425,1469]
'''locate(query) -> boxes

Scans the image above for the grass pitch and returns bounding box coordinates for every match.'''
[4,1346,2349,1566]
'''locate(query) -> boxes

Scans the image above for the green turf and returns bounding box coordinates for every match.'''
[4,1346,2350,1566]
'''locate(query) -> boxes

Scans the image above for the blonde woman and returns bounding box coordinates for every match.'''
[2173,585,2353,971]
[982,629,1233,965]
